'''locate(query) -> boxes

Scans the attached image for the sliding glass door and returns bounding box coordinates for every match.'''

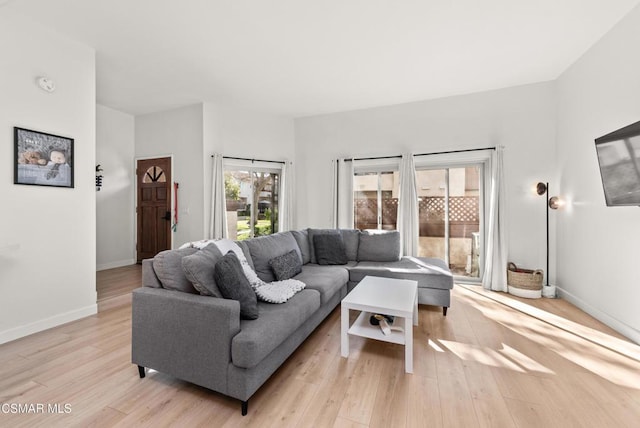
[224,168,280,240]
[416,165,482,278]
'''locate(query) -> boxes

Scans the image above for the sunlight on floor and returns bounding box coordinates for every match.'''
[452,284,640,390]
[437,339,555,374]
[459,285,640,360]
[427,339,445,352]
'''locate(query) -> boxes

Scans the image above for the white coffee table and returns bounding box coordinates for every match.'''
[341,276,418,373]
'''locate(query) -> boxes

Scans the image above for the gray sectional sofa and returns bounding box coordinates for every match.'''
[131,228,452,415]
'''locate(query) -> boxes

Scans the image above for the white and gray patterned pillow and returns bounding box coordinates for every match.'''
[268,250,302,281]
[254,279,305,304]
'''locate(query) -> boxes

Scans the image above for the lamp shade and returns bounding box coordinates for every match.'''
[536,182,547,195]
[548,196,562,209]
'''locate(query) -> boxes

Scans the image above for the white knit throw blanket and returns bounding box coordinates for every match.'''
[180,239,305,304]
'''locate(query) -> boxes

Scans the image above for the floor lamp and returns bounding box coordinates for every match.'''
[536,182,562,288]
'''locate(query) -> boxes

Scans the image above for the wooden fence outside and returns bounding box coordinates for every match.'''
[354,196,479,238]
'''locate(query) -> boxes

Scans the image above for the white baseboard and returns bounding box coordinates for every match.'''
[557,287,640,345]
[97,258,136,271]
[0,304,98,345]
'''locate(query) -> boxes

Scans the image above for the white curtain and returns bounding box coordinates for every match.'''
[332,158,354,228]
[209,153,228,239]
[483,146,508,291]
[278,161,294,232]
[397,154,419,256]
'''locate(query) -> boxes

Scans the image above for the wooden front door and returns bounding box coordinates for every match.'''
[136,157,172,262]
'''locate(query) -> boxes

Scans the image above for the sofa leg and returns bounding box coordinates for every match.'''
[241,400,248,416]
[138,365,146,378]
[443,307,448,316]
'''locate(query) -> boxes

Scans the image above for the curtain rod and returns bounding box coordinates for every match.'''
[343,146,495,162]
[415,146,496,157]
[213,155,286,165]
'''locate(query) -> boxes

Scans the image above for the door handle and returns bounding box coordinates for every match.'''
[163,211,171,221]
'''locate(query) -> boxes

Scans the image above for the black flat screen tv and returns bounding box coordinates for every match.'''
[595,120,640,206]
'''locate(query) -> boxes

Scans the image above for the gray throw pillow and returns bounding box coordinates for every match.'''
[307,228,341,263]
[314,233,348,265]
[152,247,199,293]
[357,230,401,262]
[243,232,301,283]
[340,229,361,261]
[290,229,311,264]
[214,251,259,320]
[181,244,224,297]
[269,249,303,281]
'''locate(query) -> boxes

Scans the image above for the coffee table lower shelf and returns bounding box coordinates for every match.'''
[348,312,405,345]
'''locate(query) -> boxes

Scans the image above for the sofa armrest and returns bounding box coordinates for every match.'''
[131,287,241,394]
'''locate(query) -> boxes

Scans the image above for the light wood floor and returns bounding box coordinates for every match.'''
[2,267,640,427]
[96,265,141,312]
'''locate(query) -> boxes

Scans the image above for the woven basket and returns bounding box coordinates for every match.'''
[507,262,543,291]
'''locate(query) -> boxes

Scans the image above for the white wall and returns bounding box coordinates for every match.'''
[135,104,204,247]
[96,105,135,270]
[556,5,640,342]
[0,12,96,344]
[295,82,557,279]
[134,103,294,247]
[202,103,295,236]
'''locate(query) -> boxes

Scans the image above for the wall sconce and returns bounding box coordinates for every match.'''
[96,164,103,191]
[536,182,563,288]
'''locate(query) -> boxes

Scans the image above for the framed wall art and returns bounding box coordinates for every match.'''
[14,127,74,188]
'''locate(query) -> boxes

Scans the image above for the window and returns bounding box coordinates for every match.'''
[352,158,399,231]
[224,166,280,240]
[354,171,398,230]
[347,151,490,281]
[142,166,166,183]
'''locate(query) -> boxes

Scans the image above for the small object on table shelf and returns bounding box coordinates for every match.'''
[369,313,394,326]
[371,314,405,335]
[374,314,392,335]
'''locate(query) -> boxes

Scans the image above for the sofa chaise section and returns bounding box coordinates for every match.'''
[348,256,453,315]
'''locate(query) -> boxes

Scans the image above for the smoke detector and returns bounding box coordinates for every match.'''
[36,76,56,93]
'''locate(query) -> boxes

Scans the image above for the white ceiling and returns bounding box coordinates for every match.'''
[5,0,640,117]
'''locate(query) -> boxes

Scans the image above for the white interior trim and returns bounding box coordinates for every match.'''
[352,157,400,174]
[413,148,494,168]
[0,304,97,345]
[97,259,137,271]
[558,287,640,345]
[223,158,285,173]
